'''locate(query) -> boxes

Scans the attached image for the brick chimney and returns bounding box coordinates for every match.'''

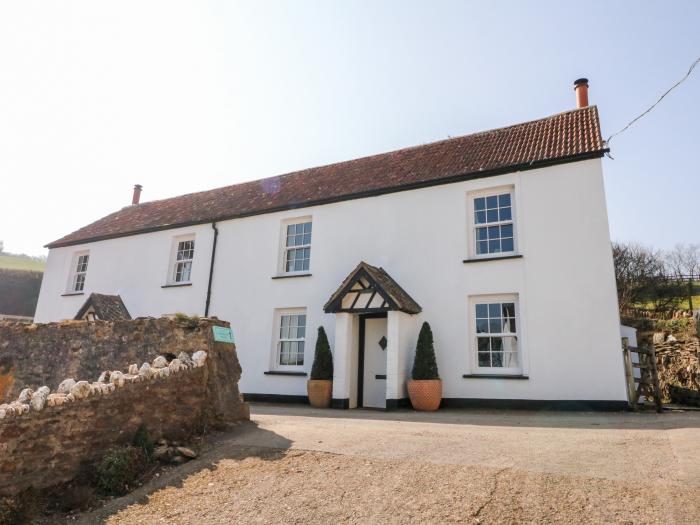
[132,184,143,205]
[574,78,589,108]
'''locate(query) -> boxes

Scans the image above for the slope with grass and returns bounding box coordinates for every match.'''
[0,253,45,272]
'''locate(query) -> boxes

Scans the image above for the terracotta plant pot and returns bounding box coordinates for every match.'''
[407,379,442,411]
[307,379,333,408]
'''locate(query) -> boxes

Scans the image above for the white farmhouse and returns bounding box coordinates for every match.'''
[35,80,627,410]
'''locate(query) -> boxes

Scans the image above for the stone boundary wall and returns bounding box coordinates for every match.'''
[0,317,248,496]
[0,316,236,402]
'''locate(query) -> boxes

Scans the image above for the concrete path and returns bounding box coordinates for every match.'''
[244,403,700,486]
[80,404,700,524]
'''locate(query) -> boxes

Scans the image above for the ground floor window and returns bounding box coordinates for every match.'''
[274,309,307,367]
[473,295,519,372]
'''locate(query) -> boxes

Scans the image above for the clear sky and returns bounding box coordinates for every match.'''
[1,1,698,256]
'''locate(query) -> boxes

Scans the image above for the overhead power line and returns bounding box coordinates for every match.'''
[605,55,700,146]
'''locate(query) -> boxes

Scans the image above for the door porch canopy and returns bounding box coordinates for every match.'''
[323,262,422,315]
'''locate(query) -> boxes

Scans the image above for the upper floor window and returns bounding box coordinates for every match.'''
[473,192,515,256]
[69,252,89,292]
[283,220,312,273]
[170,237,195,284]
[474,296,520,372]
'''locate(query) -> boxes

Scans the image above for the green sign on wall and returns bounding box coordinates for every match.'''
[212,325,235,344]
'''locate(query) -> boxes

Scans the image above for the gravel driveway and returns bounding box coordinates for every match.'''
[81,404,700,524]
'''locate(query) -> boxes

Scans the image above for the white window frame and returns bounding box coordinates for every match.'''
[279,217,312,275]
[271,308,307,370]
[167,235,195,285]
[67,251,90,293]
[467,186,517,259]
[469,294,522,375]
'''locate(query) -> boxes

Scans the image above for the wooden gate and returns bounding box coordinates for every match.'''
[621,338,663,412]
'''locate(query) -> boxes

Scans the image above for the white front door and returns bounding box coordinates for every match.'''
[362,317,388,408]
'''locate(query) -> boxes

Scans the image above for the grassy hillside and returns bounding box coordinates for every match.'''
[0,253,46,272]
[636,281,700,311]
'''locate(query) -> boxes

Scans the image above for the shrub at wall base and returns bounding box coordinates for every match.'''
[307,326,333,408]
[407,322,442,411]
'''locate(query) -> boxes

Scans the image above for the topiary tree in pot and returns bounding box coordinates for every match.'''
[307,326,334,408]
[407,321,442,411]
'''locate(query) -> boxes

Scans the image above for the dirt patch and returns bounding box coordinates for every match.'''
[102,448,698,524]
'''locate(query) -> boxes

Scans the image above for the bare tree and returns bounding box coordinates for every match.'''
[613,241,684,313]
[665,243,700,310]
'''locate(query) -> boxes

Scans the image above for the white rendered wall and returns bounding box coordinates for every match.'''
[35,159,626,402]
[35,223,214,322]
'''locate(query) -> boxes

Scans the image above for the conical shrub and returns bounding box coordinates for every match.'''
[411,321,439,380]
[310,326,333,380]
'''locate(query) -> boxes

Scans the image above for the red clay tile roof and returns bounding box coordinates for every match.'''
[48,106,605,248]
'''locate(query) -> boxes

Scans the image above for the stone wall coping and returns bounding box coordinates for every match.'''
[0,350,208,421]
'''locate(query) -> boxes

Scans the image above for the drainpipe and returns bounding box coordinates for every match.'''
[204,222,219,317]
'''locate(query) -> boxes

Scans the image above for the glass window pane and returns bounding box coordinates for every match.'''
[486,209,498,222]
[477,337,490,352]
[476,227,487,241]
[491,337,503,352]
[498,193,511,206]
[501,238,514,252]
[298,315,306,327]
[475,304,488,318]
[499,207,512,221]
[488,239,500,252]
[488,303,501,317]
[502,303,515,317]
[508,319,516,332]
[491,352,504,367]
[488,226,500,239]
[489,319,501,333]
[474,197,485,211]
[475,211,486,224]
[486,195,498,209]
[303,222,312,233]
[477,241,488,254]
[302,233,311,245]
[476,319,489,333]
[501,224,513,238]
[478,352,491,367]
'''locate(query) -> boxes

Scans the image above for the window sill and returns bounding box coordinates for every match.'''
[462,373,529,379]
[61,292,84,297]
[463,254,523,264]
[264,370,308,376]
[161,283,193,288]
[271,273,312,280]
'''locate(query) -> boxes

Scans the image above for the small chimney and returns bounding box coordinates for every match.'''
[132,184,143,205]
[574,78,589,108]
